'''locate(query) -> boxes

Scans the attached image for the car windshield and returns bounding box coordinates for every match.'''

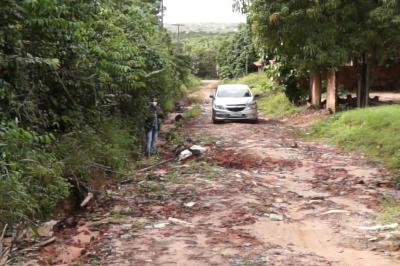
[217,86,252,98]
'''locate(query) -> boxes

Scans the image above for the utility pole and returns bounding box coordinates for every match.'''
[172,23,184,52]
[245,54,249,75]
[160,0,164,27]
[172,23,184,43]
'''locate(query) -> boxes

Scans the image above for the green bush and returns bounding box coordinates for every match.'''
[0,123,69,228]
[258,92,301,118]
[185,75,202,92]
[265,63,308,104]
[225,73,300,117]
[56,118,138,180]
[0,0,194,233]
[226,73,280,95]
[311,105,400,184]
[183,105,202,119]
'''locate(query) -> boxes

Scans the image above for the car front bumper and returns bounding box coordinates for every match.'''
[213,108,258,120]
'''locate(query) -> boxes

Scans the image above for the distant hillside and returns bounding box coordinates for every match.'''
[165,23,242,33]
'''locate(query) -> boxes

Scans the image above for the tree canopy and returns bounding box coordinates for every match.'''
[0,0,189,131]
[235,0,400,107]
[0,0,192,230]
[217,26,258,79]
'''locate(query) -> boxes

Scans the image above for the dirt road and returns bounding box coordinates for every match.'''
[27,81,400,266]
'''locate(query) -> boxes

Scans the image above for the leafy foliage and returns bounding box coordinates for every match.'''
[311,105,400,184]
[236,0,400,71]
[166,23,241,33]
[0,0,192,229]
[0,0,188,130]
[217,26,258,79]
[265,63,308,104]
[178,32,233,78]
[226,72,300,117]
[257,92,300,118]
[0,123,69,228]
[223,72,278,94]
[55,118,138,180]
[234,0,400,107]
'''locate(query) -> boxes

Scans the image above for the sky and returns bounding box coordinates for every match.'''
[163,0,246,24]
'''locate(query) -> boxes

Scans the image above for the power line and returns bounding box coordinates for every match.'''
[172,23,184,45]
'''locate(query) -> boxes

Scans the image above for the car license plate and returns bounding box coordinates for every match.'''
[230,113,242,118]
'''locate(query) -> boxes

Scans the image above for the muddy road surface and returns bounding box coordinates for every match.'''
[26,81,400,266]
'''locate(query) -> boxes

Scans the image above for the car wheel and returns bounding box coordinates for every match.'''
[212,117,221,124]
[212,113,222,124]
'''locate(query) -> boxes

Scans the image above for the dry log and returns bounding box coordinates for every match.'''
[137,158,174,173]
[80,192,94,208]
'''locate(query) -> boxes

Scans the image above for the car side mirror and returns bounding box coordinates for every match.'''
[254,94,261,99]
[209,94,215,99]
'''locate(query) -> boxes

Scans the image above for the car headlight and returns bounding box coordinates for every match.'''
[213,104,225,110]
[247,102,257,109]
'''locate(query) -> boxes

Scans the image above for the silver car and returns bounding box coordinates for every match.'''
[210,84,258,124]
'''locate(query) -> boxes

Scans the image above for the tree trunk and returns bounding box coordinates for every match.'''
[326,69,336,113]
[357,53,370,108]
[310,72,321,108]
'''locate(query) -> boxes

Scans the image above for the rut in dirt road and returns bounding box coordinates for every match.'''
[26,81,400,266]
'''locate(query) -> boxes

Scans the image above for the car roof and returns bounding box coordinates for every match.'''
[217,84,250,90]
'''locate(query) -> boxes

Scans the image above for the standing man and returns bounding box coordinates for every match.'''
[145,98,162,156]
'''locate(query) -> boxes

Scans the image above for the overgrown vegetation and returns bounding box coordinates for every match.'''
[217,26,258,79]
[0,0,193,230]
[183,105,202,119]
[311,105,400,184]
[0,123,69,227]
[170,25,258,80]
[226,72,300,118]
[258,93,300,118]
[177,32,233,79]
[224,73,278,95]
[234,0,400,108]
[378,198,400,223]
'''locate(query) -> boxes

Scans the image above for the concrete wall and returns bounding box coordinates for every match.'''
[337,63,400,91]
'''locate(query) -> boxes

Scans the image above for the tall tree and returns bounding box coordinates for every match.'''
[217,26,258,79]
[235,0,400,108]
[0,0,189,130]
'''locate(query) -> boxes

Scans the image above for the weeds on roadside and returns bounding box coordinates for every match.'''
[378,198,400,224]
[258,92,302,118]
[167,161,222,183]
[224,73,301,118]
[187,95,202,105]
[183,105,202,119]
[0,123,69,229]
[56,118,138,180]
[310,105,400,187]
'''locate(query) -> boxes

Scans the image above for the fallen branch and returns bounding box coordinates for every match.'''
[0,224,9,266]
[119,178,135,185]
[145,68,165,78]
[137,158,174,173]
[80,192,94,208]
[0,224,7,251]
[37,237,56,248]
[90,163,129,176]
[18,237,56,254]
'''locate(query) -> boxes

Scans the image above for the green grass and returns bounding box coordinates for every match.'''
[378,198,400,223]
[179,75,202,96]
[186,75,202,91]
[224,73,300,117]
[311,105,400,182]
[183,104,202,119]
[258,92,301,118]
[311,105,400,223]
[223,72,280,95]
